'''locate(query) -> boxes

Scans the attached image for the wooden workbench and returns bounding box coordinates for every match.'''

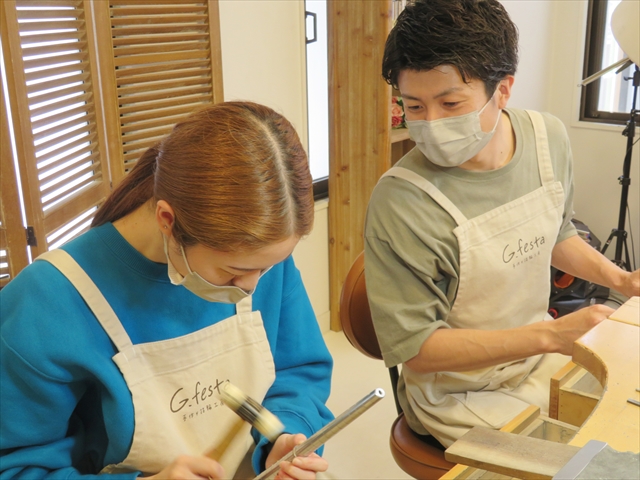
[442,296,639,479]
[570,296,639,453]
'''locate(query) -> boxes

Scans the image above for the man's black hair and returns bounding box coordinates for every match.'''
[382,0,519,97]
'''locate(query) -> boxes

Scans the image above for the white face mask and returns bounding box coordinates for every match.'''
[163,235,269,304]
[406,90,501,167]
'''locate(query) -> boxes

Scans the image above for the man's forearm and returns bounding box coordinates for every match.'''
[404,304,611,374]
[551,235,626,292]
[404,323,551,373]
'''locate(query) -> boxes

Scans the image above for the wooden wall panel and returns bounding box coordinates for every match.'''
[0,93,29,286]
[328,0,392,330]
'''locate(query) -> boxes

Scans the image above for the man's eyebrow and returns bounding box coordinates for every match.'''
[401,93,422,101]
[401,87,464,101]
[433,86,464,99]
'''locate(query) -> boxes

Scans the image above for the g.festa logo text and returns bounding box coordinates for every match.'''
[170,378,228,413]
[502,236,546,266]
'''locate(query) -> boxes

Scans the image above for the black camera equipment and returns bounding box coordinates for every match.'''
[548,220,608,318]
[599,65,639,272]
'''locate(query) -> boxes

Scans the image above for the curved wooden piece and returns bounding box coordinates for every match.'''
[570,296,640,453]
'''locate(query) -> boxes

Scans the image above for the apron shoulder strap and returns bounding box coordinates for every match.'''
[35,249,133,351]
[525,110,555,185]
[235,295,253,315]
[380,167,468,225]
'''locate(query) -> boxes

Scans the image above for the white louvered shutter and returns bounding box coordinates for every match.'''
[1,0,112,254]
[92,0,224,184]
[1,0,223,280]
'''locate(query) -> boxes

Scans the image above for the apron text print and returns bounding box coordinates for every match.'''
[170,378,229,416]
[502,236,546,268]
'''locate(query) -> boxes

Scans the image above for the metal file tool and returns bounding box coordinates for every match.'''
[253,388,385,480]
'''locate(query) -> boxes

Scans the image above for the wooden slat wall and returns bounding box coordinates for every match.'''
[1,0,223,282]
[1,0,111,253]
[327,1,393,330]
[93,0,224,184]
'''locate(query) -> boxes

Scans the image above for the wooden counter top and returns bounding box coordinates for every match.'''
[442,296,640,479]
[570,297,639,452]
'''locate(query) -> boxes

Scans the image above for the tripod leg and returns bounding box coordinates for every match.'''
[622,232,632,272]
[600,229,617,257]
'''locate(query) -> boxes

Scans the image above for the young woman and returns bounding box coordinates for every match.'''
[1,102,333,479]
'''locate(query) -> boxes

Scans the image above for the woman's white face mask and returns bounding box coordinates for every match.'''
[406,90,501,167]
[163,235,270,304]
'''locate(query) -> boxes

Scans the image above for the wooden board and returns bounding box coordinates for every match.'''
[444,427,579,480]
[549,361,580,420]
[438,406,540,480]
[607,296,639,327]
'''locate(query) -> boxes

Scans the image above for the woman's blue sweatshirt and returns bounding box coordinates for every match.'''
[0,223,333,479]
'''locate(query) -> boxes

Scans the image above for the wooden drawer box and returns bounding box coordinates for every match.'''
[549,361,603,427]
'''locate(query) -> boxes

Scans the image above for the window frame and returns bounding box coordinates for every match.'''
[313,176,328,200]
[580,0,632,126]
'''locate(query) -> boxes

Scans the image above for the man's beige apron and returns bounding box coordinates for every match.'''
[381,110,570,447]
[37,249,275,478]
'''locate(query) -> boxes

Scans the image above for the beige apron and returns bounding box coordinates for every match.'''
[381,110,570,447]
[37,249,276,478]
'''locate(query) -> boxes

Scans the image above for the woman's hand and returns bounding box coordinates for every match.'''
[265,434,329,480]
[144,455,225,479]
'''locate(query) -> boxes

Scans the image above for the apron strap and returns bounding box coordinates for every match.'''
[235,295,253,315]
[35,249,133,351]
[525,110,555,185]
[380,167,468,225]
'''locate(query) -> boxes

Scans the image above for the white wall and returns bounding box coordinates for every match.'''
[219,0,309,150]
[219,0,331,331]
[501,1,555,111]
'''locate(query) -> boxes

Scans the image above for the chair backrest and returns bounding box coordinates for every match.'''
[340,251,402,414]
[339,251,382,360]
[340,253,453,477]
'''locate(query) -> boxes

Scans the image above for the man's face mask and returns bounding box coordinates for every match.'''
[163,235,270,304]
[406,90,501,167]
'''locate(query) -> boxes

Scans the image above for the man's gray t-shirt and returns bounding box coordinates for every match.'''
[364,108,577,369]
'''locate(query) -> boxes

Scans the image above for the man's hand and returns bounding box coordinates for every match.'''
[144,455,225,479]
[266,434,328,480]
[546,304,614,355]
[616,268,640,299]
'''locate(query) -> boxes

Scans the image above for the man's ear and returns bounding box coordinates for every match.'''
[156,200,176,234]
[497,75,515,109]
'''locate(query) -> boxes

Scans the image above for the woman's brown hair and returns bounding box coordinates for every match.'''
[92,101,313,251]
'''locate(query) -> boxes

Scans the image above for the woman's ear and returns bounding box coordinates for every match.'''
[156,200,176,234]
[497,75,515,109]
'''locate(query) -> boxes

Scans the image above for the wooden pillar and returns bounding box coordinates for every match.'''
[327,0,392,330]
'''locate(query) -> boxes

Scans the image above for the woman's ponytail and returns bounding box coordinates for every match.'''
[91,144,159,227]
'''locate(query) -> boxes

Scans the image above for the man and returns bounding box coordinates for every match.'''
[364,0,639,448]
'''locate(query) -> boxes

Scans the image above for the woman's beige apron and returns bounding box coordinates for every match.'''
[381,110,570,447]
[37,249,275,478]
